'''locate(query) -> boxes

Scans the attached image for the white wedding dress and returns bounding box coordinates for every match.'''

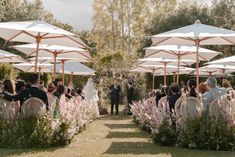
[83,78,99,116]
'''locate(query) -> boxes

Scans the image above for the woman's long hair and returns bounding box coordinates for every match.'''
[3,80,15,94]
[188,79,197,97]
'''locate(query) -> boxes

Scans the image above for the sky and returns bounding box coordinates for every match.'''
[41,0,94,32]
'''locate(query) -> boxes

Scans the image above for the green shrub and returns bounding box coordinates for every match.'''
[0,114,53,148]
[177,112,235,151]
[153,119,176,146]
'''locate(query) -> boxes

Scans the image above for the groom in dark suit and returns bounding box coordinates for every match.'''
[109,81,121,115]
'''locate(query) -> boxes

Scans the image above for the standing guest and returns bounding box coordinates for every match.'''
[167,83,181,113]
[202,77,227,108]
[4,74,49,110]
[198,82,208,95]
[126,78,135,115]
[109,80,121,115]
[185,79,199,98]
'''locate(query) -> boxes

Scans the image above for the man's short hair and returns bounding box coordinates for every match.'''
[207,77,217,88]
[30,74,39,84]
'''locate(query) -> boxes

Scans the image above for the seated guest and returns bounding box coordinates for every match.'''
[53,85,66,100]
[15,80,25,94]
[185,79,199,98]
[198,82,208,95]
[167,83,181,113]
[4,74,49,110]
[155,88,164,107]
[2,80,20,112]
[158,86,169,111]
[47,82,60,117]
[39,80,46,91]
[202,77,227,108]
[147,90,156,106]
[76,88,85,102]
[65,87,73,100]
[25,83,32,89]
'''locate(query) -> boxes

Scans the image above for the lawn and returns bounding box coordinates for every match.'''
[1,112,235,157]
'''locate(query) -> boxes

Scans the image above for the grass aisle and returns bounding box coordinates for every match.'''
[1,114,235,157]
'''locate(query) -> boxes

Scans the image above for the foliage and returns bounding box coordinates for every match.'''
[153,119,176,146]
[0,98,99,148]
[177,112,235,151]
[0,114,53,148]
[93,50,145,105]
[0,63,17,80]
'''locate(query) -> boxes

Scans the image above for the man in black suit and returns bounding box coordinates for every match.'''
[4,74,49,110]
[109,80,121,115]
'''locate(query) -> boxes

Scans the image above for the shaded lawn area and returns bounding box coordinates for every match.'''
[1,114,235,157]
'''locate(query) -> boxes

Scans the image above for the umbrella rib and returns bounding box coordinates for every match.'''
[64,35,89,49]
[28,50,37,56]
[7,31,24,41]
[22,31,36,38]
[220,37,235,45]
[152,37,171,46]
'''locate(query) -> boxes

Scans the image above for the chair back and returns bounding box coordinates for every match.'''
[22,97,46,118]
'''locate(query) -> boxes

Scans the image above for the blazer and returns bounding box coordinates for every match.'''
[4,86,49,110]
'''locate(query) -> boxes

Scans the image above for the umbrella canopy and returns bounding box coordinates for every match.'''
[0,49,26,63]
[138,58,195,66]
[13,43,91,80]
[199,64,235,76]
[206,55,235,66]
[138,58,195,86]
[145,45,221,61]
[150,20,235,87]
[144,45,221,83]
[13,62,52,73]
[130,65,194,88]
[0,21,88,72]
[52,62,95,82]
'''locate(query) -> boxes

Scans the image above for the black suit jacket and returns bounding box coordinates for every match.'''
[109,84,121,104]
[4,86,49,110]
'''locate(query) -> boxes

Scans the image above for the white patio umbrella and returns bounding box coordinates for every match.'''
[130,65,194,89]
[144,45,221,83]
[13,62,53,73]
[206,55,235,66]
[0,49,26,63]
[138,58,195,86]
[0,21,88,72]
[199,64,235,76]
[12,43,92,80]
[52,62,95,84]
[150,20,235,87]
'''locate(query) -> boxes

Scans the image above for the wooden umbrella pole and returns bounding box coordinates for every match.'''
[173,72,176,83]
[62,60,65,85]
[177,54,180,84]
[53,52,57,80]
[34,34,41,73]
[164,62,167,86]
[38,67,41,80]
[196,38,200,90]
[152,69,156,90]
[70,72,73,83]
